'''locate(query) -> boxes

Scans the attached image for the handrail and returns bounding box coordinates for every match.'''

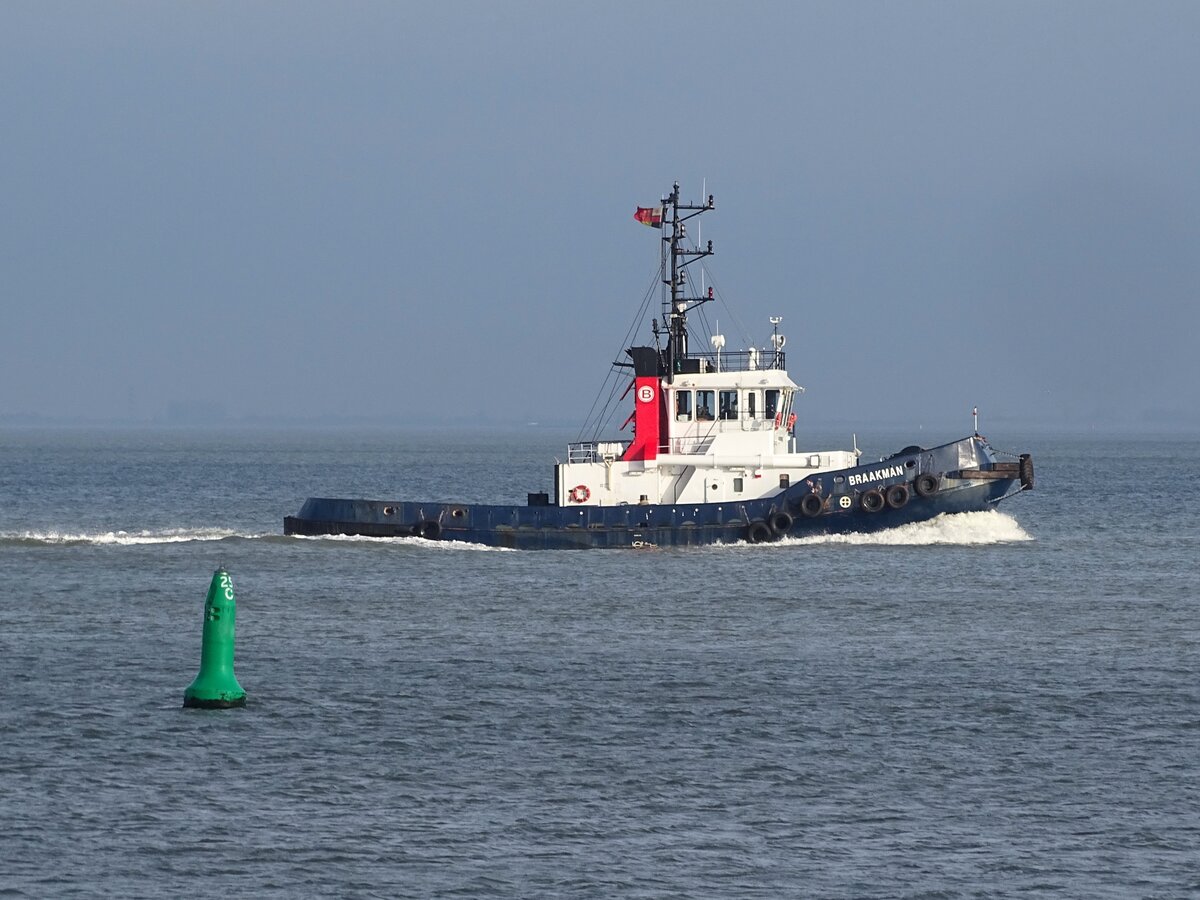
[684,349,785,373]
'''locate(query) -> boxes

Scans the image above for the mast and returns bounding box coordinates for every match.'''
[662,182,715,380]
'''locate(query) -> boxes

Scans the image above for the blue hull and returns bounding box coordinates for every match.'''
[284,437,1033,550]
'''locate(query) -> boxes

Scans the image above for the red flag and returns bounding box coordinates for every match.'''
[634,206,663,228]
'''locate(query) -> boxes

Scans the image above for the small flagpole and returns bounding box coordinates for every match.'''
[973,406,979,435]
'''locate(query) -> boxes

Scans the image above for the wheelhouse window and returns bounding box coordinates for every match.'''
[719,390,738,420]
[746,391,757,419]
[696,390,715,420]
[675,390,692,420]
[765,390,780,421]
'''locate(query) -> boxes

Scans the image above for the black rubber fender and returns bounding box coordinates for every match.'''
[885,483,911,510]
[799,492,824,518]
[914,473,940,497]
[769,510,794,535]
[1019,454,1035,490]
[860,489,885,513]
[746,520,772,543]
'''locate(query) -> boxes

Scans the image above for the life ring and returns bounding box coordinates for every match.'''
[799,492,823,518]
[746,520,772,544]
[769,510,794,535]
[914,473,939,497]
[569,484,591,503]
[885,483,910,510]
[786,413,796,431]
[860,489,885,513]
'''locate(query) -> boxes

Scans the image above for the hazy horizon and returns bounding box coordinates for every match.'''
[4,3,1198,437]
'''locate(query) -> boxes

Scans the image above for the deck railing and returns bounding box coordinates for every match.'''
[680,349,785,374]
[567,441,626,464]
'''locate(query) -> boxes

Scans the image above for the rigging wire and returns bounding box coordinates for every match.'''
[689,261,756,361]
[575,257,662,443]
[575,190,774,444]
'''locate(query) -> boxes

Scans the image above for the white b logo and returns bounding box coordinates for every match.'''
[638,385,655,403]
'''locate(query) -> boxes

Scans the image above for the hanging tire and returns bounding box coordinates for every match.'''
[799,492,823,518]
[769,510,794,535]
[417,520,441,540]
[885,483,910,510]
[1019,454,1035,490]
[860,489,885,513]
[747,520,772,543]
[914,473,939,497]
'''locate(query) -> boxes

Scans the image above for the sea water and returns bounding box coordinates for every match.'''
[1,427,1197,898]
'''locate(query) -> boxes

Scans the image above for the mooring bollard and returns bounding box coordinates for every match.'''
[183,566,246,709]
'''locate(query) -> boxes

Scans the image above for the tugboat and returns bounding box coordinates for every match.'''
[285,183,1033,549]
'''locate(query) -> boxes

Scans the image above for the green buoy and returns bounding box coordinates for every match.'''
[183,566,246,709]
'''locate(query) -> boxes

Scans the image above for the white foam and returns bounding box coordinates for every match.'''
[6,511,1029,550]
[3,528,254,546]
[779,509,1033,547]
[289,533,517,552]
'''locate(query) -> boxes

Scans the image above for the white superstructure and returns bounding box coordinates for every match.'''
[557,339,858,506]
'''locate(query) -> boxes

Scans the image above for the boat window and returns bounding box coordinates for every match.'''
[719,390,738,420]
[696,390,715,420]
[675,390,692,421]
[733,477,744,493]
[765,390,780,420]
[746,391,757,418]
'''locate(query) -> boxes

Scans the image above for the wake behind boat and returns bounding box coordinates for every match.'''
[285,183,1033,549]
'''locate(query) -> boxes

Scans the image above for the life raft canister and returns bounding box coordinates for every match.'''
[569,484,591,503]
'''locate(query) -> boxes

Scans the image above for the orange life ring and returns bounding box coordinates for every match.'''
[786,413,796,431]
[569,484,591,503]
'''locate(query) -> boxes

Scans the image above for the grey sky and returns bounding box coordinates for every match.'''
[3,2,1198,433]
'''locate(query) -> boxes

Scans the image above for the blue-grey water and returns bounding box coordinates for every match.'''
[1,427,1197,898]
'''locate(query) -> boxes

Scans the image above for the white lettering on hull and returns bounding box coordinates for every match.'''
[847,464,905,487]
